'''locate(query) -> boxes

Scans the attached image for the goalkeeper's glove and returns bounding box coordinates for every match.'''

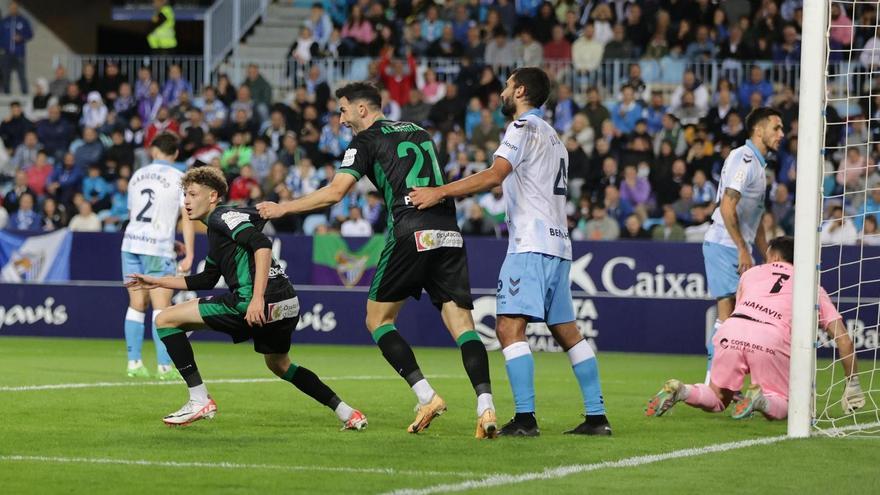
[842,376,866,414]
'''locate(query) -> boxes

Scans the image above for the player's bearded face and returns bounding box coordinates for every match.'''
[501,92,517,117]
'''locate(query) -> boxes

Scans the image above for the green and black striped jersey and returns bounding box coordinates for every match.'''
[336,119,459,239]
[187,206,290,303]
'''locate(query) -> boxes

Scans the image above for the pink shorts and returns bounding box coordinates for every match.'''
[711,317,790,398]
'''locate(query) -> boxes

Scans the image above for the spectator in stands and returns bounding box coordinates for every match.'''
[0,101,32,150]
[478,185,506,226]
[718,25,749,60]
[821,204,858,245]
[138,81,163,123]
[400,89,431,125]
[644,14,671,58]
[655,158,688,207]
[286,156,320,197]
[738,66,774,107]
[305,65,330,116]
[242,64,272,119]
[0,2,32,94]
[652,206,686,241]
[603,184,633,228]
[544,24,572,62]
[484,27,517,72]
[653,113,687,156]
[305,2,332,46]
[113,82,136,121]
[572,22,604,73]
[671,183,695,222]
[421,4,446,43]
[59,83,83,125]
[397,21,429,58]
[143,106,178,148]
[691,169,716,205]
[134,66,151,102]
[105,129,134,171]
[228,164,259,205]
[248,137,275,184]
[8,191,39,231]
[230,85,255,124]
[378,48,416,107]
[429,24,464,58]
[221,131,253,172]
[25,149,51,196]
[49,65,70,99]
[76,63,99,98]
[37,105,74,162]
[519,29,543,67]
[461,202,495,236]
[602,23,635,61]
[830,3,854,47]
[68,195,101,232]
[464,25,485,61]
[40,196,66,231]
[31,77,50,117]
[670,70,710,118]
[319,112,352,164]
[340,5,374,56]
[340,206,372,237]
[429,83,465,134]
[4,169,31,210]
[10,128,38,169]
[642,91,666,134]
[81,91,108,129]
[619,164,652,212]
[82,162,113,211]
[72,126,104,170]
[588,3,614,45]
[261,109,288,152]
[97,62,123,102]
[579,204,620,241]
[582,86,610,136]
[198,85,227,133]
[620,213,651,240]
[562,112,594,155]
[684,204,712,242]
[552,84,578,133]
[773,23,802,63]
[685,24,717,61]
[837,146,867,192]
[291,26,320,63]
[277,131,302,168]
[611,85,642,135]
[862,215,880,246]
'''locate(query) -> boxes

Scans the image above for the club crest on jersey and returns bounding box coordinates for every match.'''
[221,211,250,230]
[342,149,357,167]
[267,297,300,322]
[414,230,463,252]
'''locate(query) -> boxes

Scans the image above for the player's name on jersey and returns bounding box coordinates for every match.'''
[380,122,424,134]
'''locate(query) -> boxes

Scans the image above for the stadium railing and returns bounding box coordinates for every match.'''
[203,0,268,86]
[51,54,206,93]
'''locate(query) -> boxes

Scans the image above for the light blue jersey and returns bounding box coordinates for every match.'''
[704,139,767,249]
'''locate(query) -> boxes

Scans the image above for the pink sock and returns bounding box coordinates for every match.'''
[684,384,725,412]
[762,392,788,420]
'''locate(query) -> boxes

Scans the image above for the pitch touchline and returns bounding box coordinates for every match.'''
[383,435,789,495]
[0,455,485,478]
[0,375,460,392]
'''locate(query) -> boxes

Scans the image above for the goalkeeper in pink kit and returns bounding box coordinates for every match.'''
[646,236,865,419]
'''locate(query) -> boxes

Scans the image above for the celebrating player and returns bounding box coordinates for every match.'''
[257,82,497,438]
[702,107,782,381]
[410,68,611,436]
[645,236,865,419]
[121,132,194,379]
[126,167,367,429]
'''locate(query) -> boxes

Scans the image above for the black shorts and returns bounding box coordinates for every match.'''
[197,287,300,354]
[369,230,473,310]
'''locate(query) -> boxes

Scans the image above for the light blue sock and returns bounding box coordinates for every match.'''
[151,310,172,366]
[502,342,535,413]
[124,307,145,361]
[706,319,721,382]
[568,340,605,415]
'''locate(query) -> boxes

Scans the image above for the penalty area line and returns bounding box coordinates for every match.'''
[0,374,461,392]
[383,435,789,495]
[0,454,485,478]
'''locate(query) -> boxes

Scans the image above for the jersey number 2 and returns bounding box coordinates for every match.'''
[554,158,568,196]
[399,141,443,188]
[135,189,155,223]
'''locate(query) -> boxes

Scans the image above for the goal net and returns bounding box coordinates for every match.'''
[805,0,880,437]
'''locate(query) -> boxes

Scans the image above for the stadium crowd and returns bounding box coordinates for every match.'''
[0,0,878,246]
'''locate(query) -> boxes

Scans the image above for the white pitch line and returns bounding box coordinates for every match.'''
[0,375,460,392]
[384,435,789,495]
[0,454,484,478]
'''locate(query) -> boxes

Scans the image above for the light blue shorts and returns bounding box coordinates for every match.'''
[496,252,575,326]
[121,251,176,282]
[702,241,741,299]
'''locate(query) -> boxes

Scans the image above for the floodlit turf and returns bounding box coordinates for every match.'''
[0,336,878,494]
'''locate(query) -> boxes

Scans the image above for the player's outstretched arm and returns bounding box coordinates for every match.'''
[257,173,356,219]
[410,157,513,210]
[126,273,188,291]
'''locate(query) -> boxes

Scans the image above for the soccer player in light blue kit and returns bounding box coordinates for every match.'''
[702,107,783,382]
[410,67,610,436]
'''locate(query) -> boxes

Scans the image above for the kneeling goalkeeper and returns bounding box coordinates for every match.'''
[127,166,367,429]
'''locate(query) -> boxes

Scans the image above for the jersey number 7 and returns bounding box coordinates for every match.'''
[399,141,444,188]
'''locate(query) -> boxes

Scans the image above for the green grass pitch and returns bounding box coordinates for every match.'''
[0,336,878,494]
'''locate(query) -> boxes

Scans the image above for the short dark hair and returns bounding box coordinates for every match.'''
[745,107,783,136]
[150,132,180,156]
[509,67,550,108]
[768,236,794,264]
[182,166,228,198]
[335,81,381,109]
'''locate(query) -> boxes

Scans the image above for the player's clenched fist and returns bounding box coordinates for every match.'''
[256,201,283,219]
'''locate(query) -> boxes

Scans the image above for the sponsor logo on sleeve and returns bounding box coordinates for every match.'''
[221,211,250,230]
[414,230,463,252]
[267,296,300,322]
[733,169,746,184]
[502,140,518,151]
[342,149,357,167]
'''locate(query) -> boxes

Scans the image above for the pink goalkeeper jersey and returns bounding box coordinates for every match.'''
[733,262,842,337]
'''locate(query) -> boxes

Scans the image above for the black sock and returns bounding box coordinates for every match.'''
[514,412,537,427]
[160,332,202,388]
[374,329,425,386]
[584,414,609,426]
[282,364,341,409]
[459,339,492,396]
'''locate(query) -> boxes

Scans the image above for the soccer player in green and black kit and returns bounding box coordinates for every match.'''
[126,166,367,429]
[258,82,497,438]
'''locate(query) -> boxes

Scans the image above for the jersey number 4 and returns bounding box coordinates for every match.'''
[399,141,443,188]
[135,189,156,223]
[554,158,568,196]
